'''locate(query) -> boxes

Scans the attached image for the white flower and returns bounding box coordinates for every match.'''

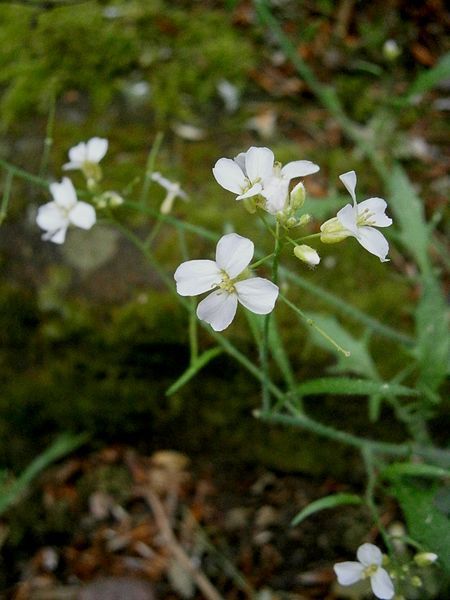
[36,178,96,244]
[212,146,319,215]
[334,543,394,600]
[174,233,279,332]
[321,171,392,262]
[212,146,274,201]
[151,172,188,215]
[63,137,108,174]
[261,160,319,214]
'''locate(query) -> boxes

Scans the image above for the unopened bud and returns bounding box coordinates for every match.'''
[94,191,124,209]
[297,214,312,226]
[294,244,320,266]
[383,39,401,61]
[414,552,438,567]
[411,576,422,588]
[320,217,350,243]
[289,182,306,210]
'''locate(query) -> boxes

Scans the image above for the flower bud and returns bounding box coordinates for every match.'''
[320,217,350,243]
[297,214,311,226]
[414,552,438,567]
[411,576,422,588]
[289,181,306,210]
[383,39,401,61]
[294,244,320,266]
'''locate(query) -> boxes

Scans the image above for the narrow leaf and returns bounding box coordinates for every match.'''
[291,493,362,526]
[408,52,450,97]
[382,463,450,480]
[166,347,223,396]
[297,377,417,398]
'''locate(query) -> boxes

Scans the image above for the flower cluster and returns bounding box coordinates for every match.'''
[36,138,108,244]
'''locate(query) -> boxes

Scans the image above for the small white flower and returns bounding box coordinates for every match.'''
[36,178,96,244]
[174,233,279,332]
[334,543,395,600]
[151,172,188,215]
[212,146,274,201]
[63,137,108,173]
[321,171,392,262]
[213,146,319,215]
[261,160,319,214]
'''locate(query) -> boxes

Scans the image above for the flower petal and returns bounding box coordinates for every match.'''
[236,182,262,200]
[50,178,77,209]
[245,147,274,183]
[233,152,247,174]
[261,176,290,214]
[86,137,108,163]
[62,162,79,171]
[333,562,364,586]
[42,226,68,244]
[197,291,238,331]
[234,278,279,314]
[174,260,221,296]
[69,201,96,230]
[212,158,247,194]
[370,568,395,599]
[36,202,67,232]
[281,160,320,180]
[68,142,87,165]
[358,197,393,227]
[356,227,390,262]
[339,170,357,204]
[357,543,383,567]
[336,203,358,235]
[215,233,254,278]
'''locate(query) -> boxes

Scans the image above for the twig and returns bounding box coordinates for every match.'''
[145,489,224,600]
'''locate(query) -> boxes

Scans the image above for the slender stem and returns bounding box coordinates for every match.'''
[280,294,350,357]
[249,252,275,269]
[140,131,164,206]
[39,94,56,179]
[0,169,13,225]
[0,157,49,189]
[177,228,199,363]
[362,447,394,553]
[290,232,321,244]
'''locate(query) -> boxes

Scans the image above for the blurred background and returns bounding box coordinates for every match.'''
[0,0,448,597]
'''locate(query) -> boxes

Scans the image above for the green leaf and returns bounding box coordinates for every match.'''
[291,493,363,526]
[296,377,417,398]
[382,462,450,480]
[269,315,296,390]
[387,164,430,272]
[415,275,449,394]
[307,313,378,379]
[408,52,450,98]
[0,433,88,517]
[392,480,450,576]
[166,347,223,396]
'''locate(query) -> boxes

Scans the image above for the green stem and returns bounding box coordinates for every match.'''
[362,447,394,553]
[39,94,56,179]
[279,294,350,357]
[0,169,13,225]
[140,131,164,206]
[249,253,275,269]
[0,157,49,189]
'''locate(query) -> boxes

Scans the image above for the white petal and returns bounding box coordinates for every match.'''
[358,198,393,227]
[281,160,320,180]
[174,260,221,296]
[233,152,247,174]
[86,137,108,163]
[339,170,357,204]
[62,162,79,171]
[336,203,358,235]
[197,291,238,331]
[235,278,279,314]
[50,178,77,209]
[42,226,68,244]
[333,562,364,586]
[370,568,394,599]
[357,543,383,567]
[356,227,390,262]
[261,176,290,214]
[69,201,96,229]
[36,202,67,232]
[245,147,274,183]
[212,158,247,194]
[236,182,262,200]
[68,142,87,165]
[215,233,254,278]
